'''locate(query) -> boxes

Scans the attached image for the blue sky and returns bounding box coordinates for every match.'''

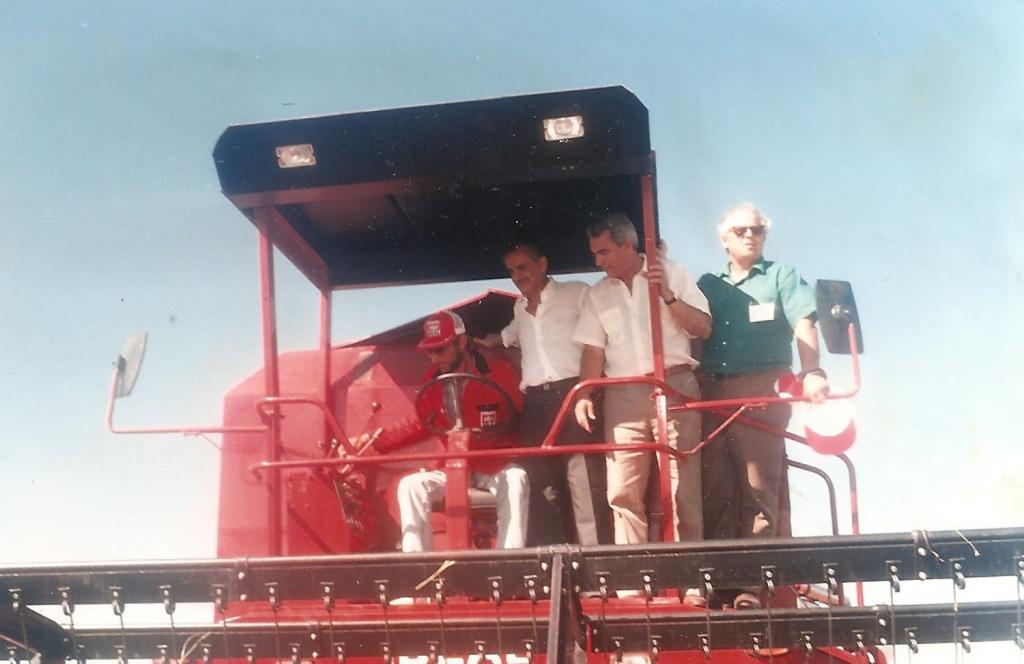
[2,2,1022,658]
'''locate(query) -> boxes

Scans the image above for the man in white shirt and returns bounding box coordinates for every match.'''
[573,213,712,545]
[485,242,612,545]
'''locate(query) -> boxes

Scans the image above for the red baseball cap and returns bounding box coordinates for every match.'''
[417,311,466,351]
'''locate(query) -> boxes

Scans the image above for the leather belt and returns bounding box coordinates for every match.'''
[524,376,579,394]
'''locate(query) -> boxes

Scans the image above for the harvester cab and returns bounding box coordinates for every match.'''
[5,87,1024,664]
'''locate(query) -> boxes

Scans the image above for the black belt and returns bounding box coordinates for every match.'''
[524,376,579,394]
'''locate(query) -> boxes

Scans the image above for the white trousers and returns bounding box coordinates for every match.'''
[397,466,530,552]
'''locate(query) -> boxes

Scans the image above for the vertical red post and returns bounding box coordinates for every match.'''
[642,175,665,381]
[320,287,333,447]
[641,174,676,543]
[445,431,472,549]
[256,208,283,556]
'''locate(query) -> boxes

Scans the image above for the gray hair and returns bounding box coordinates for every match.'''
[586,213,639,249]
[717,202,773,234]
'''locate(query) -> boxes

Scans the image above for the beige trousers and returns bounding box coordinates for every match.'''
[603,369,703,544]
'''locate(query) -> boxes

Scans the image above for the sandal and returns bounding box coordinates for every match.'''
[733,592,762,610]
[681,588,707,608]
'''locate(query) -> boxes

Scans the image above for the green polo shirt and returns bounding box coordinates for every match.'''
[697,258,817,375]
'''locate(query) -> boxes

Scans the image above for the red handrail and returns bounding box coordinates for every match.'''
[241,321,863,604]
[251,440,692,476]
[537,323,861,449]
[255,396,356,455]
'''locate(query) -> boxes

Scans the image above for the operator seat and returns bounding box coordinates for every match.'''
[433,486,500,549]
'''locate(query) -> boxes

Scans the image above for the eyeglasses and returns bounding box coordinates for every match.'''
[424,343,455,356]
[729,225,767,238]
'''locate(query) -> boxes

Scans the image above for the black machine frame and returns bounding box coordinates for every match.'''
[3,528,1023,661]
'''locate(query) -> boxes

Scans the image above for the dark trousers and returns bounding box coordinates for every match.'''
[519,378,612,545]
[701,370,792,540]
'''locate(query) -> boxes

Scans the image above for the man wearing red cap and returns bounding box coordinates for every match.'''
[374,310,528,552]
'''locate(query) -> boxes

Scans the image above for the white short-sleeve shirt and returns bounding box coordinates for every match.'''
[572,256,709,377]
[501,278,589,390]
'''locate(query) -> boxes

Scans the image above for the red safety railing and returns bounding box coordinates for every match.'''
[246,320,864,600]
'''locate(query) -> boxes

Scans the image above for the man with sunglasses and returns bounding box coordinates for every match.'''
[373,311,528,552]
[698,202,828,608]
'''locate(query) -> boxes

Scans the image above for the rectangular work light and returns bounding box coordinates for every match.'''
[275,143,317,168]
[542,115,585,142]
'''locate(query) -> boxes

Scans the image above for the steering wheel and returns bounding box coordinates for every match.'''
[415,372,519,436]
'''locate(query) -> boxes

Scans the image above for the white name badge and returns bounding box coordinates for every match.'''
[749,302,776,323]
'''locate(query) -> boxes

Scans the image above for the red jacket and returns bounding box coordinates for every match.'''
[374,348,523,474]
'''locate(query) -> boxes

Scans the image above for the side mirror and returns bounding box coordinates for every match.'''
[815,280,864,355]
[114,331,148,398]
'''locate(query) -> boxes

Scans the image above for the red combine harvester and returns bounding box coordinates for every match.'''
[3,87,1022,664]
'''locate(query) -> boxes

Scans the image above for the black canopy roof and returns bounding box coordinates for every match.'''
[213,86,657,289]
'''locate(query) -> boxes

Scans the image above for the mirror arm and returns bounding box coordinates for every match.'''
[847,322,861,393]
[105,362,123,433]
[826,322,862,400]
[106,362,266,437]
